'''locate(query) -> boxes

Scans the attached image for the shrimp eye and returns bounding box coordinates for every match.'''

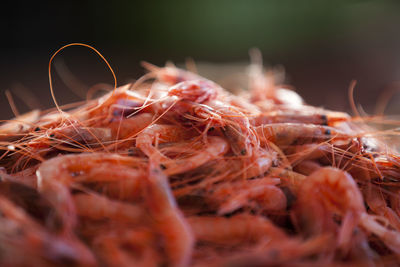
[324,129,331,135]
[320,114,328,125]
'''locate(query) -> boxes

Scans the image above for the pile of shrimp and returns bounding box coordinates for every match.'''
[1,51,400,267]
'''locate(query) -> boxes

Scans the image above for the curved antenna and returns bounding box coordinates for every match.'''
[348,80,361,118]
[48,43,117,113]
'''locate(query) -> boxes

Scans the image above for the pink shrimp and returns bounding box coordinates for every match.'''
[142,61,203,85]
[296,167,400,255]
[36,153,145,232]
[199,235,333,267]
[0,109,40,140]
[160,79,257,156]
[364,185,400,231]
[136,124,194,160]
[188,213,286,245]
[106,112,154,140]
[73,193,145,223]
[168,79,218,103]
[211,178,287,215]
[144,160,194,267]
[87,86,150,119]
[0,195,96,266]
[252,109,350,127]
[162,136,229,175]
[255,123,351,147]
[92,228,160,267]
[193,100,257,156]
[294,160,322,176]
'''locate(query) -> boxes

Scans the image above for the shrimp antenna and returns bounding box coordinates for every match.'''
[48,43,117,114]
[185,57,198,74]
[375,82,400,116]
[141,61,160,73]
[249,47,263,66]
[5,90,20,117]
[348,80,361,118]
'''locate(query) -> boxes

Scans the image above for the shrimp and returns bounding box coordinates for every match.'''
[0,195,96,266]
[73,193,145,223]
[87,86,150,119]
[192,100,257,156]
[218,147,277,180]
[255,123,351,147]
[200,235,333,267]
[107,112,153,140]
[142,61,203,85]
[4,122,113,172]
[168,79,218,103]
[252,109,350,127]
[294,160,322,176]
[92,228,160,267]
[144,160,194,267]
[187,213,286,245]
[0,109,40,139]
[363,185,400,231]
[48,125,112,149]
[162,136,229,175]
[295,167,400,254]
[136,124,193,160]
[269,167,307,193]
[36,153,144,232]
[210,178,287,215]
[286,143,332,163]
[295,167,365,252]
[160,79,257,156]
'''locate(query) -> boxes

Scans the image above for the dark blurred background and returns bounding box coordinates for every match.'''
[1,0,400,119]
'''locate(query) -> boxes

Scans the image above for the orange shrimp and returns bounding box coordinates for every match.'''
[0,195,95,266]
[218,147,277,180]
[36,153,145,232]
[144,160,194,267]
[136,124,194,160]
[294,160,322,176]
[210,178,287,215]
[92,228,160,267]
[162,136,229,175]
[87,86,150,119]
[0,109,40,139]
[106,112,153,140]
[364,185,400,231]
[296,167,400,254]
[195,100,257,156]
[252,109,350,127]
[73,193,145,223]
[159,79,257,156]
[142,61,203,85]
[199,235,333,267]
[43,125,112,151]
[255,123,351,147]
[188,213,286,245]
[168,79,219,103]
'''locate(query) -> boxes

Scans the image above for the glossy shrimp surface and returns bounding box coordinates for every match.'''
[1,55,400,267]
